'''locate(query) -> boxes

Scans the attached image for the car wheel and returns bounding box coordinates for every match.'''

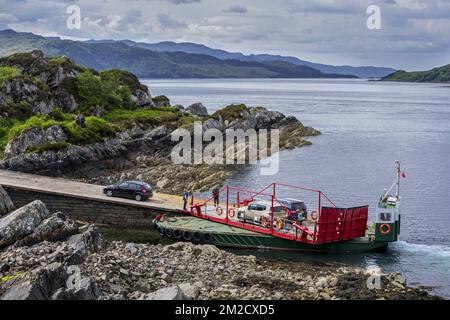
[135,194,143,202]
[106,190,113,197]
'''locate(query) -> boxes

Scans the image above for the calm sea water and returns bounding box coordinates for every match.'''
[143,78,450,298]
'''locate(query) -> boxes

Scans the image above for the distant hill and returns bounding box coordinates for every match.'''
[382,65,450,83]
[0,30,358,79]
[118,39,396,78]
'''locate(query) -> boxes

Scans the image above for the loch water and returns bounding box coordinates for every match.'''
[144,78,450,298]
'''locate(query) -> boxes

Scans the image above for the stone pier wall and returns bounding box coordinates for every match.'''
[3,186,174,228]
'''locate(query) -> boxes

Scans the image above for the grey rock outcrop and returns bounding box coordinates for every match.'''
[143,125,168,141]
[0,50,81,114]
[186,102,209,117]
[0,200,50,249]
[132,88,154,107]
[0,137,128,174]
[3,125,67,159]
[16,212,78,247]
[1,262,100,300]
[0,185,14,216]
[62,225,103,265]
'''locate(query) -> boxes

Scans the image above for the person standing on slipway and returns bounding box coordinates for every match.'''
[183,191,189,211]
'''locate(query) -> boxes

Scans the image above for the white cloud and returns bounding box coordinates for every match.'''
[0,0,449,69]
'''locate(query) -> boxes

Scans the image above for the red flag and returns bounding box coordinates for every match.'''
[401,171,406,178]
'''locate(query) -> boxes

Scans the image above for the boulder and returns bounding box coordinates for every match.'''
[179,282,201,300]
[0,200,51,249]
[132,89,154,107]
[152,95,171,108]
[143,285,187,300]
[63,225,103,265]
[52,277,101,300]
[186,103,209,117]
[1,263,101,300]
[16,212,78,247]
[0,185,14,216]
[1,262,66,300]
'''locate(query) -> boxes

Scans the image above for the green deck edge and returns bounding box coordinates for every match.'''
[157,216,389,253]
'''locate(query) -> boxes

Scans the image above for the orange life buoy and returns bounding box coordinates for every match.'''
[216,206,223,216]
[228,208,236,218]
[311,211,318,221]
[276,218,283,230]
[379,223,391,235]
[261,216,269,227]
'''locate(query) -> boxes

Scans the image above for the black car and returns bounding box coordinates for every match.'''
[103,181,153,201]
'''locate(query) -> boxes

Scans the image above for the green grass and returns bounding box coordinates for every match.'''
[7,115,59,141]
[63,117,120,145]
[0,66,21,84]
[0,112,121,157]
[104,107,183,127]
[211,104,249,121]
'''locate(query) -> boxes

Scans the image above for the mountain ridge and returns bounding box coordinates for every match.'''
[0,29,370,79]
[115,39,396,78]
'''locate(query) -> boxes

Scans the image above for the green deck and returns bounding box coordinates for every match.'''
[157,216,389,253]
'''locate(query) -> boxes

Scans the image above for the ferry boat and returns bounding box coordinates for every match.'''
[154,162,403,253]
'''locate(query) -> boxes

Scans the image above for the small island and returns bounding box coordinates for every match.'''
[382,64,450,83]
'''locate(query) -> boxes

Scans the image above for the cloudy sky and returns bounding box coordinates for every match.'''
[1,0,449,70]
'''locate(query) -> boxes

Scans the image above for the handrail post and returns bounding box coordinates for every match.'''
[226,186,229,224]
[271,195,274,235]
[237,192,240,208]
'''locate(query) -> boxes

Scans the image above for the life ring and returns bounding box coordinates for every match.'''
[216,207,223,216]
[229,208,236,218]
[276,218,283,230]
[379,224,391,235]
[311,211,318,221]
[261,216,270,227]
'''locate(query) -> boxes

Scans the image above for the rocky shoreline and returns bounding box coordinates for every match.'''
[0,51,320,195]
[0,190,440,300]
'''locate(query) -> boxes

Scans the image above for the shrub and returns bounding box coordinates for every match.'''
[104,107,181,127]
[0,66,21,84]
[0,100,33,120]
[76,70,137,111]
[76,71,104,110]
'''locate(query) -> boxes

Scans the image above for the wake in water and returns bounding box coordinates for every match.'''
[392,241,450,258]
